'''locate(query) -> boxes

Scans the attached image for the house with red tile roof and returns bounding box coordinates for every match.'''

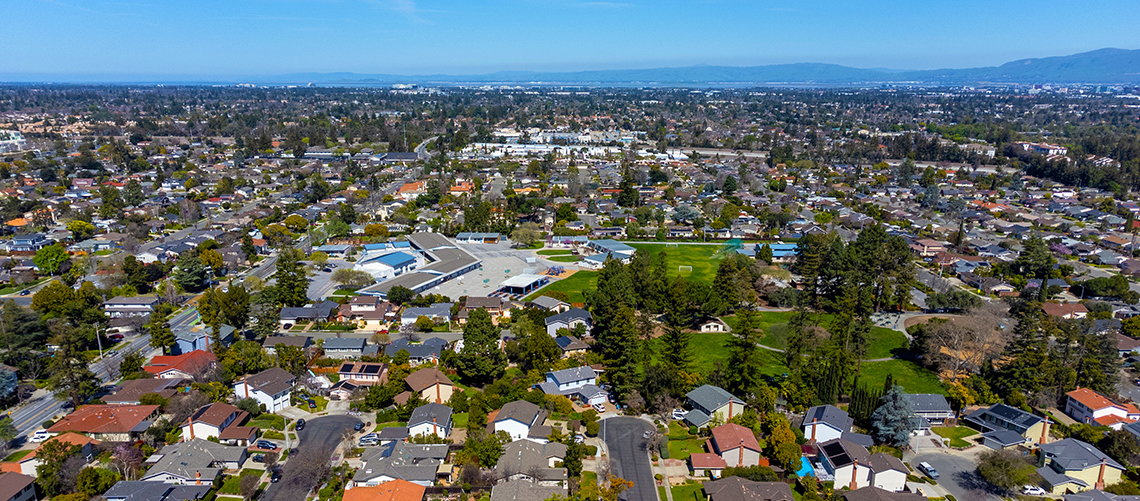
[47,405,160,441]
[708,423,762,468]
[0,432,100,475]
[343,479,426,501]
[144,350,217,379]
[1064,388,1140,430]
[689,452,727,478]
[1042,302,1089,320]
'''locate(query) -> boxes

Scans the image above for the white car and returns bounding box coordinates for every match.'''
[671,409,687,420]
[1022,485,1047,496]
[592,403,606,413]
[29,430,52,443]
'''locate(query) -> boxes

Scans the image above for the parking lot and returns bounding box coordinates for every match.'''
[306,258,351,301]
[433,241,544,300]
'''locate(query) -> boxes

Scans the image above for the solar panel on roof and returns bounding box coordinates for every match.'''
[362,365,382,375]
[339,363,353,372]
[822,442,845,457]
[832,453,851,465]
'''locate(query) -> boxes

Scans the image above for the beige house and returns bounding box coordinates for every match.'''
[405,367,454,404]
[1038,439,1124,494]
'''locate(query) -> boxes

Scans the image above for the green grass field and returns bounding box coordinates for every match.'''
[248,414,285,431]
[537,249,573,256]
[547,255,582,263]
[932,426,978,447]
[858,360,946,394]
[523,271,598,304]
[724,312,908,360]
[648,332,787,376]
[219,470,262,494]
[670,482,709,501]
[628,243,724,284]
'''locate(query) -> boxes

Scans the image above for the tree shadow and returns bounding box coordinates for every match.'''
[953,469,1004,497]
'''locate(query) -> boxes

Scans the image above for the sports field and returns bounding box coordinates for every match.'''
[522,271,598,304]
[627,243,725,284]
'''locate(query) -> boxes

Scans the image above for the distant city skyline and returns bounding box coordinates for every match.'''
[4,0,1140,80]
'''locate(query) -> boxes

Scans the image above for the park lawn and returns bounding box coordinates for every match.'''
[649,332,789,377]
[523,271,598,304]
[537,249,573,256]
[858,360,945,394]
[724,312,908,359]
[670,481,708,501]
[547,255,582,263]
[248,414,286,431]
[932,426,978,448]
[628,243,723,284]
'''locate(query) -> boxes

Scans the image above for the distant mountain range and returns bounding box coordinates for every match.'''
[265,48,1140,86]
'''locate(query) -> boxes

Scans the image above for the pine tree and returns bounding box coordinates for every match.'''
[726,309,764,396]
[454,308,507,386]
[604,306,642,401]
[871,385,919,447]
[272,247,309,307]
[148,309,175,355]
[589,257,634,351]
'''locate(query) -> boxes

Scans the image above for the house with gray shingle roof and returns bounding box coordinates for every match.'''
[685,385,745,428]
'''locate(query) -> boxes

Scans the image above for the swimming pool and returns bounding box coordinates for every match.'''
[795,456,815,477]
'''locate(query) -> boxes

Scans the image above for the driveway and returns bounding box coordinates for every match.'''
[260,415,362,501]
[911,451,1001,501]
[602,417,657,501]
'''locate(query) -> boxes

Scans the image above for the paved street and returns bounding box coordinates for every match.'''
[911,451,1001,501]
[261,415,362,501]
[602,417,657,501]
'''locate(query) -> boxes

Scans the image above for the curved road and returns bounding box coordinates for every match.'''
[261,415,362,501]
[602,417,657,501]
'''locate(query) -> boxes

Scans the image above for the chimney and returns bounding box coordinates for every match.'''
[849,461,858,490]
[738,439,744,467]
[436,379,441,404]
[1096,459,1107,490]
[1040,419,1050,445]
[196,471,201,485]
[243,376,249,398]
[188,419,194,440]
[728,401,734,420]
[811,418,817,443]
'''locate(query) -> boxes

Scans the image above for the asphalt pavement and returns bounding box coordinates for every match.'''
[260,415,362,501]
[602,417,657,501]
[911,452,1001,501]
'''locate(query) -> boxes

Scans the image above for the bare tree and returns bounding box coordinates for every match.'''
[263,451,280,472]
[59,455,87,494]
[923,303,1011,380]
[240,473,260,500]
[286,445,334,491]
[166,392,210,424]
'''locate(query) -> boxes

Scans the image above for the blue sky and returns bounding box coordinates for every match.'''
[4,0,1139,79]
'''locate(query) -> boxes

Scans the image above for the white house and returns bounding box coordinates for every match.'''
[803,404,853,443]
[233,368,295,413]
[1064,387,1140,430]
[180,402,258,446]
[493,400,548,442]
[407,403,453,439]
[817,439,907,492]
[543,367,597,392]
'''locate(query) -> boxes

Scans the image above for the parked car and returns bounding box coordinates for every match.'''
[296,419,305,431]
[270,470,281,483]
[18,289,30,296]
[257,440,278,450]
[252,454,265,463]
[359,438,379,446]
[592,402,605,413]
[308,400,316,409]
[105,350,118,358]
[918,462,938,479]
[354,422,365,431]
[1022,486,1046,496]
[107,334,125,342]
[29,429,52,443]
[671,408,687,420]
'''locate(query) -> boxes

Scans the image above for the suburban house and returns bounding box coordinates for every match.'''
[323,338,369,358]
[460,297,510,323]
[804,404,854,443]
[400,303,453,326]
[535,367,607,407]
[102,481,213,501]
[910,239,946,257]
[842,488,926,501]
[1064,388,1140,430]
[685,385,745,428]
[491,400,549,442]
[106,378,185,405]
[904,394,954,428]
[1043,303,1090,320]
[341,479,426,501]
[703,477,794,501]
[47,404,160,441]
[963,404,1051,446]
[0,472,36,501]
[338,362,389,387]
[407,403,453,439]
[279,301,340,327]
[262,336,312,356]
[817,439,907,492]
[329,380,360,401]
[144,350,217,379]
[494,440,568,485]
[142,439,249,484]
[173,324,235,355]
[5,234,50,253]
[339,296,395,330]
[234,368,295,413]
[1037,439,1124,494]
[709,423,762,468]
[352,442,449,487]
[180,402,258,446]
[385,338,449,365]
[700,318,730,333]
[103,296,161,318]
[690,452,728,478]
[490,479,565,501]
[405,368,454,404]
[544,308,592,336]
[554,336,589,357]
[530,296,570,313]
[1,433,99,476]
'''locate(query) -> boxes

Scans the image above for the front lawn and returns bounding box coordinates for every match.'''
[668,436,707,461]
[452,413,469,429]
[932,426,978,447]
[523,271,598,304]
[3,450,31,462]
[248,414,285,431]
[306,395,329,413]
[219,470,262,495]
[373,421,407,432]
[670,481,708,501]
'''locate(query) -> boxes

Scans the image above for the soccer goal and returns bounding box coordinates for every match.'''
[666,242,679,249]
[678,265,693,273]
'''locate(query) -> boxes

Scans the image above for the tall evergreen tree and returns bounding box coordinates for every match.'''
[272,247,309,307]
[588,257,634,349]
[871,385,919,447]
[455,308,507,386]
[148,308,175,354]
[603,306,642,402]
[726,309,764,396]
